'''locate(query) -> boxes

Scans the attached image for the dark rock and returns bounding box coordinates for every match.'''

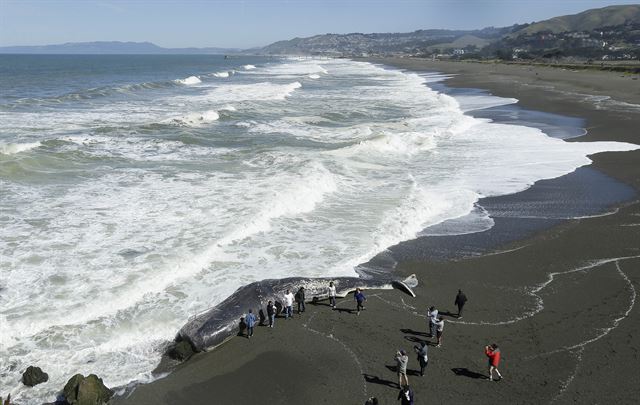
[22,366,49,387]
[62,374,113,405]
[63,374,84,404]
[167,340,195,362]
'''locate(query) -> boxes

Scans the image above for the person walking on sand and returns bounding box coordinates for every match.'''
[414,341,428,376]
[295,286,306,314]
[266,300,276,328]
[455,289,468,318]
[427,306,438,337]
[245,309,257,339]
[354,288,366,315]
[283,289,295,319]
[395,349,409,387]
[434,317,445,347]
[397,384,414,405]
[485,343,503,381]
[328,281,337,309]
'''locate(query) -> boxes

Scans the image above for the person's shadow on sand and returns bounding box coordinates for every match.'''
[452,368,486,379]
[400,328,429,337]
[386,365,421,377]
[439,310,458,318]
[308,300,354,314]
[363,373,400,389]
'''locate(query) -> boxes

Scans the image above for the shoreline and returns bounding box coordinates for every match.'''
[114,59,640,404]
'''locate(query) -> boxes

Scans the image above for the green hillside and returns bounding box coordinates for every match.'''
[515,4,640,35]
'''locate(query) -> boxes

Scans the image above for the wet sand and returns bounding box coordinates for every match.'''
[115,60,640,404]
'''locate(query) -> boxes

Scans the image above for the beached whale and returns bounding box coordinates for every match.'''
[175,274,418,352]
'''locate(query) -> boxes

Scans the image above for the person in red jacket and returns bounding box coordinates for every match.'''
[485,343,503,381]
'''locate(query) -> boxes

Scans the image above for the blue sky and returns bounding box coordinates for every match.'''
[1,0,637,49]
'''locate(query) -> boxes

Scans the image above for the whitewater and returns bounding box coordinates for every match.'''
[0,55,637,403]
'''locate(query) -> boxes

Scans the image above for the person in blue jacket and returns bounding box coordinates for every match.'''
[245,309,257,339]
[354,288,366,315]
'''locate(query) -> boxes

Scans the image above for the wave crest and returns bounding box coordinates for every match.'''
[176,76,202,85]
[0,141,41,155]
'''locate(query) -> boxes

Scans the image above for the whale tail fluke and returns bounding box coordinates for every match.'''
[392,274,418,297]
[403,274,418,288]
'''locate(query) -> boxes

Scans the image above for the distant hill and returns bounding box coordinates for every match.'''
[259,27,513,56]
[487,5,640,61]
[0,41,241,55]
[514,4,640,35]
[426,34,493,51]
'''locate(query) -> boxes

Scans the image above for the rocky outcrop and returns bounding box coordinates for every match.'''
[62,374,113,405]
[166,339,195,362]
[22,366,49,387]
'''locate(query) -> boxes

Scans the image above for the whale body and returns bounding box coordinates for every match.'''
[176,274,418,352]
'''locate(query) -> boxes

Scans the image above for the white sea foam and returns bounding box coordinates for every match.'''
[455,94,519,112]
[168,110,220,126]
[213,71,230,78]
[176,75,201,85]
[205,81,302,101]
[420,205,495,236]
[0,141,41,155]
[308,74,321,79]
[243,64,256,70]
[219,104,236,112]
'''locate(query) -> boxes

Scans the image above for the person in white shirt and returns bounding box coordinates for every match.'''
[328,281,337,309]
[283,289,295,319]
[434,317,445,347]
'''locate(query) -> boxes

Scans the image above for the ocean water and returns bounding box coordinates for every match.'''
[0,55,637,403]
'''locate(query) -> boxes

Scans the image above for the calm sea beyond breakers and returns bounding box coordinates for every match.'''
[0,55,638,403]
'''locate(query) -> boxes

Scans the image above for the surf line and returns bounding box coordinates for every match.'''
[371,255,639,329]
[531,259,636,359]
[538,259,637,402]
[447,255,640,327]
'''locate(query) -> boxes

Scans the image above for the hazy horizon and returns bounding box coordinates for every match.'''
[1,0,638,49]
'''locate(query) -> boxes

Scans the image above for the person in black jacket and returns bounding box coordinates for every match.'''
[266,300,276,328]
[455,289,468,318]
[295,287,306,314]
[397,385,414,405]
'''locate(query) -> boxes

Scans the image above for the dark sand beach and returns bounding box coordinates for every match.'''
[115,60,640,404]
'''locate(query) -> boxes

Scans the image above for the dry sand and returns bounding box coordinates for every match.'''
[115,59,640,405]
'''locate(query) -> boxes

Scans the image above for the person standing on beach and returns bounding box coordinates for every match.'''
[328,281,337,309]
[397,384,414,405]
[427,306,438,337]
[485,343,503,381]
[414,341,428,376]
[295,286,306,314]
[245,309,257,339]
[283,289,295,319]
[434,317,445,347]
[266,300,276,328]
[354,288,366,315]
[455,289,468,318]
[395,349,409,387]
